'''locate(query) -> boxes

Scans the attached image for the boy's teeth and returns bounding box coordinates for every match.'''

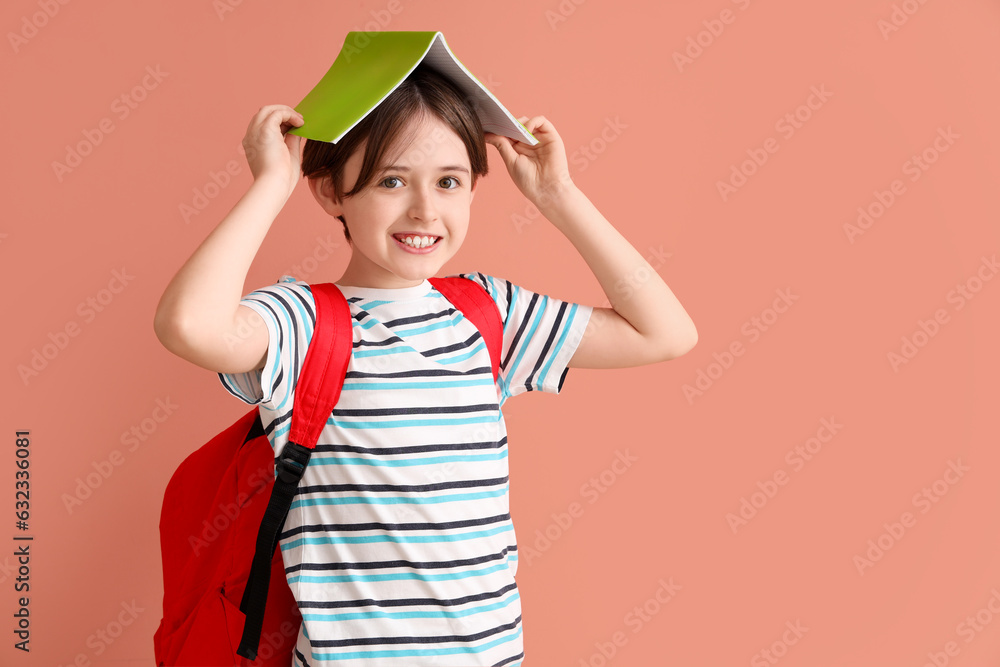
[396,235,438,248]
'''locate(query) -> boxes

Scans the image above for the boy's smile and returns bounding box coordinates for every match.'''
[391,232,444,253]
[311,112,479,289]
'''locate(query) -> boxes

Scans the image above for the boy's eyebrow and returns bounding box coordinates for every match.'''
[379,165,470,175]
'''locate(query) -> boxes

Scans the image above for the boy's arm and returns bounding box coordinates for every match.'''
[540,183,698,369]
[153,105,305,375]
[485,115,698,370]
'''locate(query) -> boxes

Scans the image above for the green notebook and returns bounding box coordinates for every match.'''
[287,31,538,146]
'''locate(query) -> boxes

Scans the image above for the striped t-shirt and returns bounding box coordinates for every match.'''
[219,272,593,667]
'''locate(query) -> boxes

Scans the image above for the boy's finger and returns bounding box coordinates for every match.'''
[487,133,517,165]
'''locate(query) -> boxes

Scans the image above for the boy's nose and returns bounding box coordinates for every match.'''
[408,187,439,221]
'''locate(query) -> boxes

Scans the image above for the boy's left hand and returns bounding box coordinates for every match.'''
[485,115,576,209]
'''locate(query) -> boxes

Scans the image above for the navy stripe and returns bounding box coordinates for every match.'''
[282,512,512,539]
[523,299,566,393]
[286,545,518,574]
[494,651,524,666]
[310,615,522,647]
[299,474,508,494]
[308,436,508,457]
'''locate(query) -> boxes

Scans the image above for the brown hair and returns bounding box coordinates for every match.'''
[301,62,490,244]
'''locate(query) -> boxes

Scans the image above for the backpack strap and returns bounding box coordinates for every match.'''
[429,276,503,383]
[237,282,352,660]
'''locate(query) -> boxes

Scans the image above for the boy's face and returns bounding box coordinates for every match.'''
[314,113,478,289]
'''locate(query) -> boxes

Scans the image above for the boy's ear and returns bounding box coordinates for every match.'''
[470,176,478,204]
[308,176,343,217]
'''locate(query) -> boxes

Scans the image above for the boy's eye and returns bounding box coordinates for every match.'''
[379,176,461,189]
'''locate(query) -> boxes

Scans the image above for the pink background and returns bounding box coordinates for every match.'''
[4,0,1000,665]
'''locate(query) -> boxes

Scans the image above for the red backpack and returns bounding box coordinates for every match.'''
[153,277,503,665]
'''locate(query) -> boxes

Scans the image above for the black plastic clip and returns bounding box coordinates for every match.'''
[275,442,312,484]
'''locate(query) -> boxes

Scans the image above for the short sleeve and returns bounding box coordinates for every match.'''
[449,272,593,401]
[217,276,316,413]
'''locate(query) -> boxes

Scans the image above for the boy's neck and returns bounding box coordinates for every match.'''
[335,272,430,290]
[335,265,432,290]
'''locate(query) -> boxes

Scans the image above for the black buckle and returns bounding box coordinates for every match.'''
[275,442,312,484]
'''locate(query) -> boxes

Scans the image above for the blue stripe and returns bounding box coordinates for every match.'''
[289,486,508,510]
[309,450,506,467]
[354,340,487,367]
[329,414,498,430]
[281,523,514,550]
[437,341,488,365]
[504,285,542,393]
[539,302,580,388]
[394,316,462,337]
[332,414,499,428]
[273,413,499,440]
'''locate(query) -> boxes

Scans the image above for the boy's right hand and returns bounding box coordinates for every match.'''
[242,105,305,199]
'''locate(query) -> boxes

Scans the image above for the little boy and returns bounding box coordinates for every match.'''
[155,63,696,666]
